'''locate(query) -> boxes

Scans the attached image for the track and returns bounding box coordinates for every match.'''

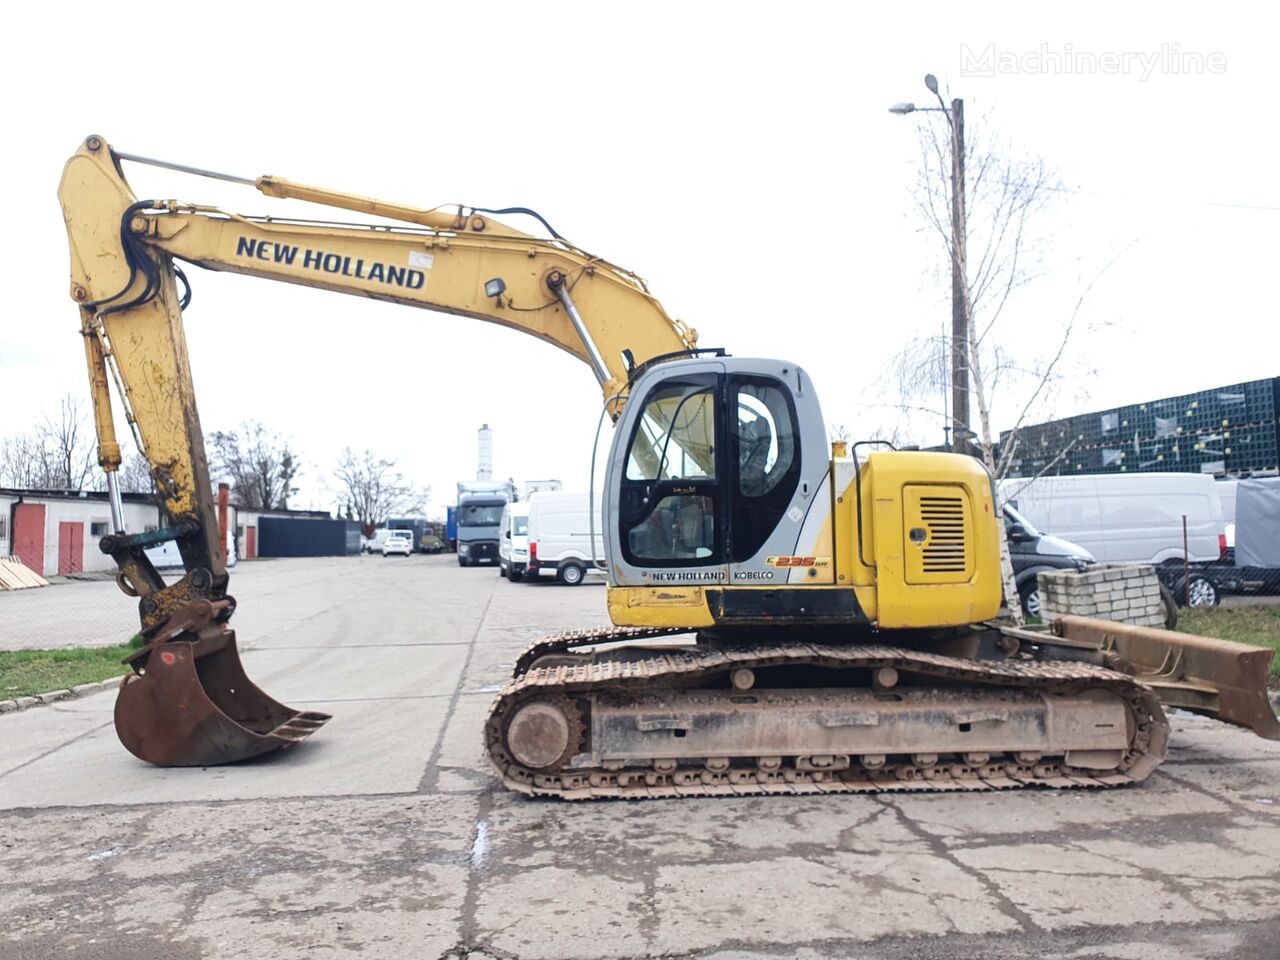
[485,628,1169,799]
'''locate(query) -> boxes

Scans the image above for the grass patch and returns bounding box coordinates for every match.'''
[1179,605,1280,684]
[0,635,142,700]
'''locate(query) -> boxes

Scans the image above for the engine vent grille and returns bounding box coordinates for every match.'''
[903,486,974,584]
[920,496,967,572]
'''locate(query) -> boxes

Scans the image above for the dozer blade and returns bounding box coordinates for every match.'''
[114,599,331,766]
[1052,615,1280,740]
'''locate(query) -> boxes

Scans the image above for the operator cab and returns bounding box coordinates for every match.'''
[604,357,831,589]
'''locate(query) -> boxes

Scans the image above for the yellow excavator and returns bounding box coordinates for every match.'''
[58,136,1279,795]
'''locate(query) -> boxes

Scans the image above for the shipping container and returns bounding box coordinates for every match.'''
[258,516,361,557]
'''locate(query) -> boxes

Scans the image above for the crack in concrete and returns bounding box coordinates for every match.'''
[0,718,114,782]
[876,795,1039,933]
[1164,755,1280,767]
[421,916,1280,960]
[0,789,437,816]
[417,576,498,796]
[266,641,475,649]
[636,845,661,952]
[458,786,498,955]
[291,693,455,704]
[1157,768,1278,815]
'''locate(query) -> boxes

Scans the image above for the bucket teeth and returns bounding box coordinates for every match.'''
[272,714,332,741]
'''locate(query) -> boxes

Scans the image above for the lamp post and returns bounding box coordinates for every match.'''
[890,75,969,456]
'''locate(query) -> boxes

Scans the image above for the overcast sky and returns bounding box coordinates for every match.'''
[2,2,1275,516]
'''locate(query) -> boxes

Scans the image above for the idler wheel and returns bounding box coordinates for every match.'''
[504,696,583,770]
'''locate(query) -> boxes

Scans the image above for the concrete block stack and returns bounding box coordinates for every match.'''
[1038,564,1165,628]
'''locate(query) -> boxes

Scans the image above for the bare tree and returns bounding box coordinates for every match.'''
[41,395,98,490]
[0,394,97,490]
[885,96,1119,622]
[208,422,301,510]
[116,451,155,494]
[332,447,427,533]
[0,433,45,488]
[903,107,1065,460]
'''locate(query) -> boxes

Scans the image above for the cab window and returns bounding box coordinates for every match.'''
[625,380,717,481]
[730,377,801,561]
[736,382,796,497]
[621,374,722,565]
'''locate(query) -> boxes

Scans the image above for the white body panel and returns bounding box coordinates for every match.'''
[365,529,394,554]
[498,501,530,574]
[526,491,604,580]
[1000,473,1225,565]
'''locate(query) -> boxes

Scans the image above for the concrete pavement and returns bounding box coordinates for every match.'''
[1,555,1279,959]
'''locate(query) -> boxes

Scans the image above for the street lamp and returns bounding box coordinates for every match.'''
[891,74,969,456]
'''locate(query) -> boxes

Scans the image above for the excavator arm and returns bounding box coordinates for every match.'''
[57,134,697,764]
[56,136,1280,782]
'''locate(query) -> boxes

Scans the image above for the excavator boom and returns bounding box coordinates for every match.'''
[56,135,1279,784]
[58,135,694,765]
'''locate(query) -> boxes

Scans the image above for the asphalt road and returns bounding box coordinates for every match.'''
[1,555,1279,960]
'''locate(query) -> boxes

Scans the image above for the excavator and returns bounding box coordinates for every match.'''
[57,135,1280,796]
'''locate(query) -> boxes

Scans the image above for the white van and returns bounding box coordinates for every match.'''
[146,511,237,569]
[498,501,531,582]
[524,491,604,586]
[364,528,394,554]
[1000,473,1226,565]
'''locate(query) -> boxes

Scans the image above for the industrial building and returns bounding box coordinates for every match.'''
[1,488,357,576]
[0,488,158,576]
[1000,376,1279,479]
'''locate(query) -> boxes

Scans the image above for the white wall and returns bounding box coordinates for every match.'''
[1,494,160,575]
[0,495,11,556]
[237,509,261,560]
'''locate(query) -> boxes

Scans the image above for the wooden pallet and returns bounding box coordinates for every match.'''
[0,556,48,590]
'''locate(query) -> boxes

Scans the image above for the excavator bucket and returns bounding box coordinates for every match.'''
[114,599,331,766]
[1052,615,1280,740]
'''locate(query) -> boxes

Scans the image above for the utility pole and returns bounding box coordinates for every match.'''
[947,94,969,456]
[891,77,971,456]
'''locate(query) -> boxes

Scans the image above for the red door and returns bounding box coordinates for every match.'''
[13,503,45,575]
[58,521,85,574]
[246,526,257,559]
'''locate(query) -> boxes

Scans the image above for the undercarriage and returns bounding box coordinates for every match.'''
[485,625,1178,799]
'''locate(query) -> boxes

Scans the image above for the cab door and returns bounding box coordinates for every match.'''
[727,374,802,573]
[611,366,727,587]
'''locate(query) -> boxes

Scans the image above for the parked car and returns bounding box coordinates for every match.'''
[1002,503,1095,619]
[523,491,603,586]
[382,529,414,557]
[498,502,531,582]
[387,518,438,554]
[419,522,447,554]
[999,473,1226,566]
